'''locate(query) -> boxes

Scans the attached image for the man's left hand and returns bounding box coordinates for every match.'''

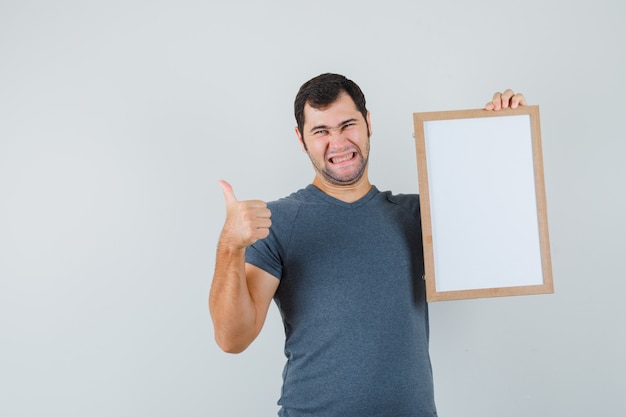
[484,89,527,110]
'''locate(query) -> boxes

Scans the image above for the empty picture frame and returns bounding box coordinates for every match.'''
[413,105,553,302]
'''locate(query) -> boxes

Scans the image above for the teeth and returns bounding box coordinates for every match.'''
[331,153,354,163]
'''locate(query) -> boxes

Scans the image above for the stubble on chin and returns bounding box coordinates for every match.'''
[313,153,368,186]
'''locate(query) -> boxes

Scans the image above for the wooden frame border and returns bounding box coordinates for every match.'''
[413,106,553,301]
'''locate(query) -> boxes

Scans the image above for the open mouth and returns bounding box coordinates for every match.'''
[330,152,356,164]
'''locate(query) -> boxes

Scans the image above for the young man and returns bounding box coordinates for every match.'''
[210,73,526,416]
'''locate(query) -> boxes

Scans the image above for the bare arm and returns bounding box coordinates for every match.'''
[209,181,279,353]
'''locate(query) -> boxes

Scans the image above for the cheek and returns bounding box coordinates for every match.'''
[306,140,328,158]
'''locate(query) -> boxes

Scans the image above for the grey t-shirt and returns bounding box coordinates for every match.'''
[246,185,437,417]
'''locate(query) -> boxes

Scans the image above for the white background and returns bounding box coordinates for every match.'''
[1,1,624,416]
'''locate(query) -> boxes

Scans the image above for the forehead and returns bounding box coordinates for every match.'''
[303,92,362,127]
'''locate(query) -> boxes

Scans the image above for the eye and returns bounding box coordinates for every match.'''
[341,122,356,131]
[312,129,328,136]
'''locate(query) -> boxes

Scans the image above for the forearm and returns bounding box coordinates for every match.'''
[211,180,273,353]
[209,239,258,353]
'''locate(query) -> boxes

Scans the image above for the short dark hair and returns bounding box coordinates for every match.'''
[294,73,368,136]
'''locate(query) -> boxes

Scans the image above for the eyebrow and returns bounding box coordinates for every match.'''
[308,118,359,134]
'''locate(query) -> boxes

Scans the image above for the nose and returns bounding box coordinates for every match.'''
[327,128,349,148]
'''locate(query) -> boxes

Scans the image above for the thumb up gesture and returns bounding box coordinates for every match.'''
[218,180,272,249]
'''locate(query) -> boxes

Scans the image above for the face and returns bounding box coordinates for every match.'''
[296,92,372,187]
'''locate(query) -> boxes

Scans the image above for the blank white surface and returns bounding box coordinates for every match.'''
[424,115,543,291]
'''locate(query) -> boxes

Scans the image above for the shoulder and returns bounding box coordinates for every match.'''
[263,187,319,234]
[373,190,421,222]
[379,190,420,209]
[266,186,323,213]
[267,188,308,213]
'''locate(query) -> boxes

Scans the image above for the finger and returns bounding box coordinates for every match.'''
[218,180,238,205]
[255,227,270,241]
[510,93,527,109]
[500,89,515,109]
[490,91,502,110]
[253,216,272,228]
[243,209,272,244]
[249,220,272,241]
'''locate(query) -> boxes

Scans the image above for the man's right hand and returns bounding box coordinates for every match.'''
[218,180,272,249]
[211,181,277,353]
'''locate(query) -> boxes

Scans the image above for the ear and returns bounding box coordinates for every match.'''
[295,126,307,152]
[366,111,373,137]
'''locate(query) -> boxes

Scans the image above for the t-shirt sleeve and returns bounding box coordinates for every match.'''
[246,240,282,280]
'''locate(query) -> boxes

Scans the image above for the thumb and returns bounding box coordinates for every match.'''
[218,180,238,205]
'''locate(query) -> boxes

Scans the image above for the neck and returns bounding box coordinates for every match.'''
[312,174,372,203]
